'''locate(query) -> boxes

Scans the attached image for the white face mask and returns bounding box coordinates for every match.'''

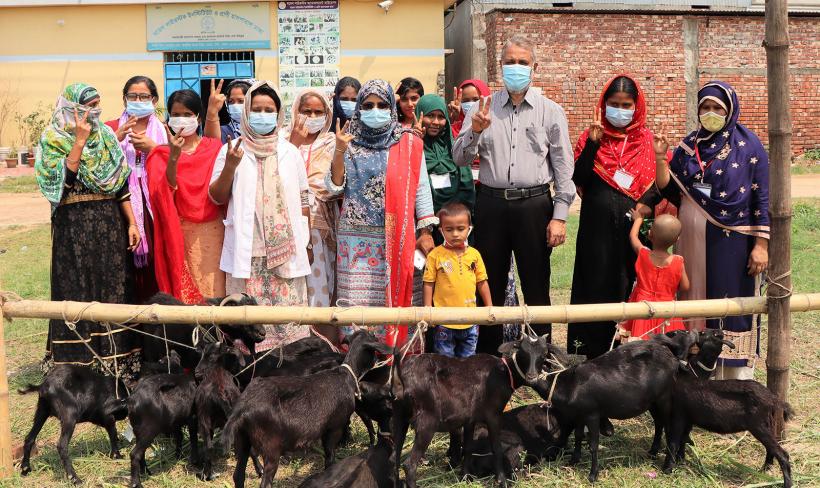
[305,115,326,134]
[168,116,199,137]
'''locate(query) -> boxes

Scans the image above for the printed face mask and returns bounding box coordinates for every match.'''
[305,115,326,134]
[340,100,356,118]
[502,64,532,93]
[699,112,726,133]
[605,106,635,128]
[168,116,199,137]
[227,103,243,123]
[248,112,278,134]
[359,108,392,129]
[126,101,155,118]
[461,101,477,115]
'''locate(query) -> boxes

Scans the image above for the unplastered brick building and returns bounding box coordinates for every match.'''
[445,0,820,154]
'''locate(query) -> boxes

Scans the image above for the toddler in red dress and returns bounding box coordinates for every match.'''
[616,211,690,342]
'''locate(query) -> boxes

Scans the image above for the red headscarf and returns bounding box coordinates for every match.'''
[146,137,223,303]
[450,79,491,137]
[574,74,656,202]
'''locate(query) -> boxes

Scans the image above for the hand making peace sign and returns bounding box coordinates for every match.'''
[115,115,138,142]
[335,119,354,153]
[164,124,185,162]
[225,135,245,169]
[411,111,425,139]
[447,87,462,122]
[653,125,670,157]
[470,95,492,133]
[207,79,226,117]
[588,107,605,143]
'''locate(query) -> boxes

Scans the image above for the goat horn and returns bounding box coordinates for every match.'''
[219,293,246,307]
[722,339,736,350]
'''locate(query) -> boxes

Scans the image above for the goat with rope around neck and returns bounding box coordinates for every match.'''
[390,333,552,488]
[532,331,698,483]
[221,329,392,488]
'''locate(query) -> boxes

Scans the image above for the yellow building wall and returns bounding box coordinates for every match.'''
[0,0,444,147]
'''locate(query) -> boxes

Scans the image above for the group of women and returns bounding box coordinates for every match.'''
[35,71,768,382]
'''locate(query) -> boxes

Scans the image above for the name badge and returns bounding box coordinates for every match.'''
[430,173,452,190]
[471,168,480,181]
[613,169,635,189]
[693,182,712,198]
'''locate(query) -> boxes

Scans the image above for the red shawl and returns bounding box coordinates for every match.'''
[574,74,657,202]
[383,132,423,348]
[451,79,491,137]
[146,137,223,304]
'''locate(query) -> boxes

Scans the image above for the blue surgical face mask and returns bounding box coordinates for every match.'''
[227,103,243,124]
[359,108,392,129]
[126,101,155,118]
[502,64,532,93]
[340,100,356,118]
[461,101,477,115]
[605,106,635,129]
[248,112,278,135]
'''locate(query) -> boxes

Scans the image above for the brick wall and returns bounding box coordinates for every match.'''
[484,11,820,154]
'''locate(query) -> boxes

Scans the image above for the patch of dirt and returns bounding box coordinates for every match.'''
[0,192,50,227]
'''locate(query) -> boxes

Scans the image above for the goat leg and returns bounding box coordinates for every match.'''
[56,418,81,485]
[750,426,792,488]
[359,412,376,446]
[321,427,344,468]
[197,425,214,481]
[250,449,264,477]
[232,434,251,488]
[568,425,584,465]
[647,404,665,457]
[586,416,601,483]
[188,416,200,466]
[662,416,686,474]
[391,412,411,485]
[447,428,463,468]
[20,399,50,476]
[103,416,122,459]
[459,423,476,479]
[403,420,436,488]
[486,417,508,487]
[129,435,155,488]
[259,451,281,488]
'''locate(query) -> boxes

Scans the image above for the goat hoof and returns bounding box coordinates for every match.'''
[197,471,215,481]
[69,475,83,486]
[662,465,673,475]
[20,465,31,476]
[600,418,614,437]
[568,455,581,466]
[111,450,123,459]
[587,471,598,483]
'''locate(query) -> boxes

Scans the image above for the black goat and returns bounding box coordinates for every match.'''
[664,329,793,487]
[534,330,699,482]
[142,292,266,371]
[193,341,246,481]
[391,335,551,488]
[297,432,397,488]
[19,365,128,485]
[222,329,392,488]
[356,381,394,447]
[128,370,198,488]
[465,404,562,479]
[140,350,183,377]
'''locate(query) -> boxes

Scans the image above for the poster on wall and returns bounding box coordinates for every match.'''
[146,2,271,51]
[277,1,340,117]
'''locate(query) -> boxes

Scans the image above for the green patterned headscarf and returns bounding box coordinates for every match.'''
[36,83,129,204]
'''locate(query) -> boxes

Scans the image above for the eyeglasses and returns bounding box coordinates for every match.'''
[125,93,154,102]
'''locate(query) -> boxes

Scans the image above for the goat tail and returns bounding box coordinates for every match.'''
[782,401,795,423]
[390,347,404,398]
[220,414,239,452]
[17,383,41,395]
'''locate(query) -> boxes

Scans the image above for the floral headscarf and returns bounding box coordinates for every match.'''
[36,83,129,204]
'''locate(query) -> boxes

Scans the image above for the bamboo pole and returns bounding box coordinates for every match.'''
[1,294,819,326]
[764,0,793,439]
[0,285,13,477]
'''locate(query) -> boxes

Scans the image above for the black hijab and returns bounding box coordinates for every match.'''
[330,76,362,133]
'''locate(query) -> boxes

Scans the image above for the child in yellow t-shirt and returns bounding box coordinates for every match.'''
[423,202,492,358]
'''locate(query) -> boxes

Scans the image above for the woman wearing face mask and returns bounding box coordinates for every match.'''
[396,77,424,128]
[204,78,253,143]
[568,75,663,360]
[105,76,167,302]
[330,76,361,133]
[210,81,312,352]
[655,81,769,380]
[36,82,141,382]
[281,88,341,346]
[327,79,437,349]
[146,89,225,303]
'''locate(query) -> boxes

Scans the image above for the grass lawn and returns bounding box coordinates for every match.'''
[0,175,39,194]
[0,200,818,487]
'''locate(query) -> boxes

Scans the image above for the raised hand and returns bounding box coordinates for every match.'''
[130,130,157,154]
[412,111,425,139]
[115,115,138,142]
[207,79,226,118]
[225,135,245,169]
[72,108,92,143]
[471,96,492,133]
[335,119,354,153]
[447,87,461,121]
[588,107,604,143]
[653,124,670,157]
[290,114,310,146]
[164,125,185,162]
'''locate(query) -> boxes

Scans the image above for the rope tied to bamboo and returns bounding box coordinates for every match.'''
[766,270,793,299]
[0,290,23,321]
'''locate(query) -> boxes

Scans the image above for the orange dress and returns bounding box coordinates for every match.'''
[623,247,686,340]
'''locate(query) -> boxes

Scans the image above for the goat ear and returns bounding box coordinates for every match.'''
[538,334,549,346]
[722,339,736,350]
[497,341,518,355]
[374,341,393,355]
